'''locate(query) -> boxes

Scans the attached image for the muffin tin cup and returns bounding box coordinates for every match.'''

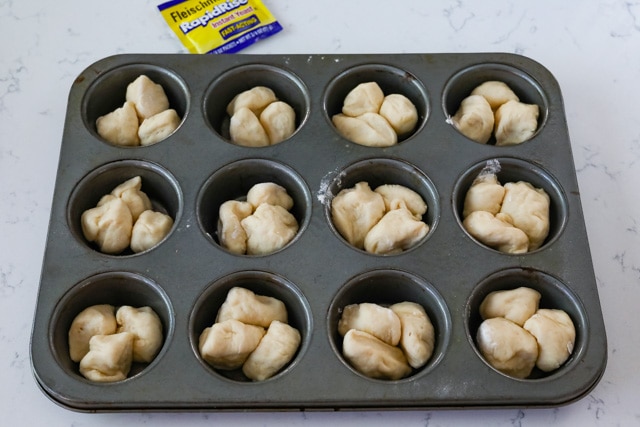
[32,53,606,411]
[465,267,588,381]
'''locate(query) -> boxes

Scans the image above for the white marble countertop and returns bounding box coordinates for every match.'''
[2,0,639,425]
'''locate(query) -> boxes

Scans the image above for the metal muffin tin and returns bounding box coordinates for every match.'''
[31,53,607,411]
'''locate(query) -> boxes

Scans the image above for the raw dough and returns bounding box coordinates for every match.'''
[116,305,163,363]
[242,320,301,381]
[476,317,538,379]
[331,181,386,249]
[390,302,435,369]
[342,329,412,380]
[216,287,288,328]
[338,303,402,346]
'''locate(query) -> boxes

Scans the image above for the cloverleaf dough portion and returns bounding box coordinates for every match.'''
[479,287,542,326]
[259,101,296,145]
[216,287,288,328]
[462,172,506,218]
[218,200,253,255]
[138,109,181,146]
[81,196,133,254]
[116,306,163,363]
[126,75,170,122]
[342,329,412,380]
[477,317,538,379]
[332,113,397,147]
[338,303,402,346]
[374,184,427,220]
[494,100,540,146]
[241,204,298,256]
[227,86,278,117]
[378,93,418,135]
[96,101,140,146]
[331,181,386,249]
[500,181,550,251]
[130,210,173,253]
[390,302,435,369]
[363,206,429,254]
[523,309,576,372]
[450,95,494,144]
[242,320,301,381]
[470,80,519,111]
[68,304,117,363]
[79,332,135,383]
[463,210,529,254]
[198,319,266,370]
[229,107,270,147]
[246,182,294,211]
[342,82,385,117]
[110,176,153,223]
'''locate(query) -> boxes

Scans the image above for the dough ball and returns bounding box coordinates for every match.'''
[364,206,429,254]
[494,100,539,146]
[125,75,170,122]
[227,86,277,117]
[242,320,301,381]
[479,287,542,326]
[229,107,270,147]
[130,210,173,253]
[332,113,397,147]
[79,332,135,382]
[462,210,529,254]
[390,302,435,369]
[216,287,288,328]
[96,101,140,146]
[198,319,265,370]
[81,196,133,254]
[331,181,386,249]
[470,81,519,111]
[338,302,402,346]
[116,306,163,363]
[241,204,298,255]
[259,101,296,144]
[138,108,181,146]
[342,329,412,380]
[378,93,418,135]
[246,182,294,211]
[218,200,253,255]
[110,176,152,223]
[462,172,505,218]
[341,81,385,117]
[523,309,576,372]
[451,95,494,144]
[374,184,427,220]
[476,317,538,379]
[500,181,550,251]
[68,304,117,363]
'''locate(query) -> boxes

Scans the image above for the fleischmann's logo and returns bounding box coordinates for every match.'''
[168,0,250,34]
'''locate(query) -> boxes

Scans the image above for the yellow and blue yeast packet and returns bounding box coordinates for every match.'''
[158,0,282,54]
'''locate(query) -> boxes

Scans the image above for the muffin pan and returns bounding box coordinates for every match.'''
[31,53,607,411]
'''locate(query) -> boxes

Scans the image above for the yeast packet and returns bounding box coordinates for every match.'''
[158,0,282,54]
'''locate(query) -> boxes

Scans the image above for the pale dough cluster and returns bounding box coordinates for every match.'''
[227,86,296,147]
[96,75,181,146]
[332,82,418,147]
[68,304,163,382]
[450,81,539,145]
[198,287,301,381]
[81,176,174,254]
[462,164,550,254]
[331,181,429,254]
[338,301,435,380]
[218,182,298,255]
[476,287,576,378]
